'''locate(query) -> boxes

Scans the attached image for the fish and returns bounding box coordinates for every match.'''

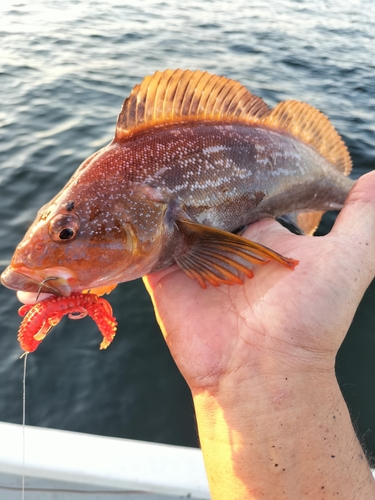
[1,69,354,297]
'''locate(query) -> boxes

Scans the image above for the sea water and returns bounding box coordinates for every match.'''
[0,0,374,456]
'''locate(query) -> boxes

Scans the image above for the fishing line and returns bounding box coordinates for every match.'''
[21,351,28,500]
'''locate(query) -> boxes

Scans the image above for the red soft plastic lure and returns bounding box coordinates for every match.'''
[18,292,117,352]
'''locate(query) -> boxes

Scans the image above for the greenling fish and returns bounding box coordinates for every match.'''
[1,69,354,298]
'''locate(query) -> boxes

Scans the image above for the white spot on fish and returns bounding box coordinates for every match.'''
[202,145,227,155]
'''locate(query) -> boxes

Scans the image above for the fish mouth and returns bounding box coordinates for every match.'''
[0,265,77,298]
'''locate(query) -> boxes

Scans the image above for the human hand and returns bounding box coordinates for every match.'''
[144,171,375,499]
[144,171,375,393]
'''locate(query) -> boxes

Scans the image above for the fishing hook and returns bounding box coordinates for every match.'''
[35,276,58,302]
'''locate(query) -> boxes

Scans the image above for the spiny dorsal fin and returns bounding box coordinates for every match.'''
[115,69,269,139]
[260,101,352,175]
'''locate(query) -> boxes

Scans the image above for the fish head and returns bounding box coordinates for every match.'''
[1,170,169,297]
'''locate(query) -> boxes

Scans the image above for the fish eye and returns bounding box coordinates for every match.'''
[49,214,80,243]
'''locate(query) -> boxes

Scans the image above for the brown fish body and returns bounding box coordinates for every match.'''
[103,120,352,230]
[1,70,354,294]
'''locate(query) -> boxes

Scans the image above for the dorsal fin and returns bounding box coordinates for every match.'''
[260,101,352,174]
[115,70,352,176]
[115,69,269,139]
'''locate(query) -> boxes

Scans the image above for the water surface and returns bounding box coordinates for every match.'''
[0,0,374,458]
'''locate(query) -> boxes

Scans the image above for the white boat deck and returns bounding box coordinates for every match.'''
[0,422,210,499]
[2,421,374,499]
[0,472,202,499]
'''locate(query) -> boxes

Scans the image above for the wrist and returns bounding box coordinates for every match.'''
[192,367,337,451]
[192,368,375,499]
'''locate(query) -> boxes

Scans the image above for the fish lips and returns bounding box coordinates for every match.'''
[0,265,75,297]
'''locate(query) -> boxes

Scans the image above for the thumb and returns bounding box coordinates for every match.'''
[330,170,375,284]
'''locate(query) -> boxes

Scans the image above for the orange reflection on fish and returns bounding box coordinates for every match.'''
[1,69,354,349]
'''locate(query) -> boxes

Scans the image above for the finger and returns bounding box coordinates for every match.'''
[331,171,375,254]
[330,170,375,286]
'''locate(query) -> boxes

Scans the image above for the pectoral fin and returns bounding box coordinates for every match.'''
[174,218,298,288]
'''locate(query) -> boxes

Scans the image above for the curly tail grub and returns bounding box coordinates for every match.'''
[18,293,117,353]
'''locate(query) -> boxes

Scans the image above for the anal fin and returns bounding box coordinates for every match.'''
[174,219,298,288]
[277,211,325,236]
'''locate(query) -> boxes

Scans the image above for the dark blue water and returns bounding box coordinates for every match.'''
[0,0,374,456]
